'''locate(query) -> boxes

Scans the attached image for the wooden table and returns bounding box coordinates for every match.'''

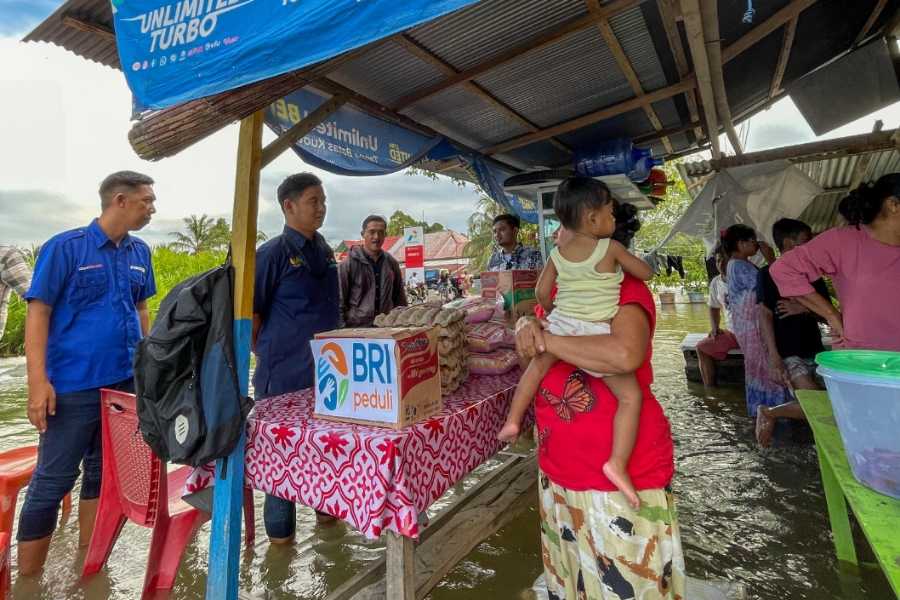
[797,390,900,597]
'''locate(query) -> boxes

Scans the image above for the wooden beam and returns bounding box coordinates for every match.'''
[770,16,798,98]
[206,109,264,600]
[679,0,721,158]
[482,0,813,158]
[394,34,571,155]
[482,77,694,156]
[260,93,347,167]
[587,1,674,153]
[385,532,415,599]
[634,120,701,145]
[62,15,114,40]
[698,0,742,155]
[391,0,649,111]
[722,0,817,64]
[709,128,899,170]
[855,0,889,46]
[329,455,538,600]
[657,0,703,141]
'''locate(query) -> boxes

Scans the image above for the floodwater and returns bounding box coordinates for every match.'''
[0,302,894,599]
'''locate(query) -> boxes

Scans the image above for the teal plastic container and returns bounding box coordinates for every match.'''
[816,351,900,498]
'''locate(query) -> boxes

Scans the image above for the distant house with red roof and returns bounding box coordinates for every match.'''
[336,230,469,274]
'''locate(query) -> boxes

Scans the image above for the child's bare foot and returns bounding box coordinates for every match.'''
[756,406,775,448]
[603,461,640,509]
[497,422,520,443]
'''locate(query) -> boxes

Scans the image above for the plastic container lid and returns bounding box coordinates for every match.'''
[816,350,900,379]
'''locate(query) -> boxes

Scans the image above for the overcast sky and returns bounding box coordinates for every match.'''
[2,4,899,248]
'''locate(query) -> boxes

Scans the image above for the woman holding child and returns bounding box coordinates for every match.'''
[514,178,685,599]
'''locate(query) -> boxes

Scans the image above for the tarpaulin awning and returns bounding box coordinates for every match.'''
[656,161,823,253]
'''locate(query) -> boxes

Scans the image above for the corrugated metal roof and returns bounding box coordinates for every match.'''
[404,84,531,147]
[608,6,667,92]
[797,150,900,190]
[682,148,900,232]
[474,26,633,128]
[24,0,119,69]
[407,0,588,72]
[23,0,889,167]
[328,40,447,108]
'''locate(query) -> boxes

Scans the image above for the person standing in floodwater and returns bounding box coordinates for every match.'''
[18,171,157,576]
[252,172,340,543]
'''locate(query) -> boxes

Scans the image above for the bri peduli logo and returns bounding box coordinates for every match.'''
[317,342,349,411]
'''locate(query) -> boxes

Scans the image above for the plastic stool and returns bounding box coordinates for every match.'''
[0,446,72,537]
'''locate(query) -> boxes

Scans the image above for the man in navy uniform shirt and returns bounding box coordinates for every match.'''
[252,172,340,542]
[18,171,157,575]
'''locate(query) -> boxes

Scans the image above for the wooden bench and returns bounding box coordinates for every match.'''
[680,333,745,386]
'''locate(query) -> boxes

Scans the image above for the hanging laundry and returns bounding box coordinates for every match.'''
[665,255,685,279]
[642,252,663,276]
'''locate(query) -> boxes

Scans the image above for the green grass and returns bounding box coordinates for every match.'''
[0,247,226,357]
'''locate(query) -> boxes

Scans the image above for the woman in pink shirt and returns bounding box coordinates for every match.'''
[770,174,900,351]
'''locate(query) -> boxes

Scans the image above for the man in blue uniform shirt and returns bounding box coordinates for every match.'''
[252,172,340,543]
[18,171,157,575]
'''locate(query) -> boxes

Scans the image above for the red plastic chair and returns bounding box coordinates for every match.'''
[82,389,254,598]
[0,446,72,538]
[0,531,9,599]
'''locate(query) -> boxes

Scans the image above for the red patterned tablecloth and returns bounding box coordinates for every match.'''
[185,370,521,539]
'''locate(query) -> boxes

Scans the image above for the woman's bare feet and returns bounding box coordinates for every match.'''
[756,407,775,448]
[602,461,640,509]
[497,421,520,443]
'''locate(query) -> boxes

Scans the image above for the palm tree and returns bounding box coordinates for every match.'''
[171,214,268,255]
[463,196,537,272]
[463,196,504,272]
[170,214,219,255]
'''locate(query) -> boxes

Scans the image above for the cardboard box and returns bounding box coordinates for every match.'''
[311,327,442,429]
[480,270,539,325]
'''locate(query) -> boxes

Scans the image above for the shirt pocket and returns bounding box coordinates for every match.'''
[129,268,147,302]
[70,269,108,309]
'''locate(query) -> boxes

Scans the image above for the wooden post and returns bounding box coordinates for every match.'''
[206,109,264,600]
[385,532,415,599]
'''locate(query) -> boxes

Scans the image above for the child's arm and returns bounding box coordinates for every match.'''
[609,240,653,281]
[535,259,558,313]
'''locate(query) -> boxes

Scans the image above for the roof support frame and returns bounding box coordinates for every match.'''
[855,0,889,47]
[656,0,702,142]
[393,34,572,155]
[770,16,798,99]
[679,0,721,159]
[586,0,674,154]
[259,93,348,168]
[62,15,114,40]
[391,0,650,111]
[482,78,695,156]
[698,0,742,155]
[482,0,816,158]
[709,128,900,171]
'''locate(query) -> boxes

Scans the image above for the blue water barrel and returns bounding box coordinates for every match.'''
[574,139,663,182]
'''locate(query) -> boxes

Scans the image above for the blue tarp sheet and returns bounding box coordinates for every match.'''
[266,89,539,223]
[265,88,443,176]
[113,0,479,109]
[116,0,539,222]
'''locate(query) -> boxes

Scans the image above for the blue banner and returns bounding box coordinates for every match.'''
[112,0,480,109]
[264,89,538,223]
[266,88,443,176]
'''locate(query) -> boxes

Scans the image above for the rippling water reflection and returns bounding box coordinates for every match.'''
[0,303,893,598]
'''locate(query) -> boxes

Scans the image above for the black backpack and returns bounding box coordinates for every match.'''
[134,257,252,466]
